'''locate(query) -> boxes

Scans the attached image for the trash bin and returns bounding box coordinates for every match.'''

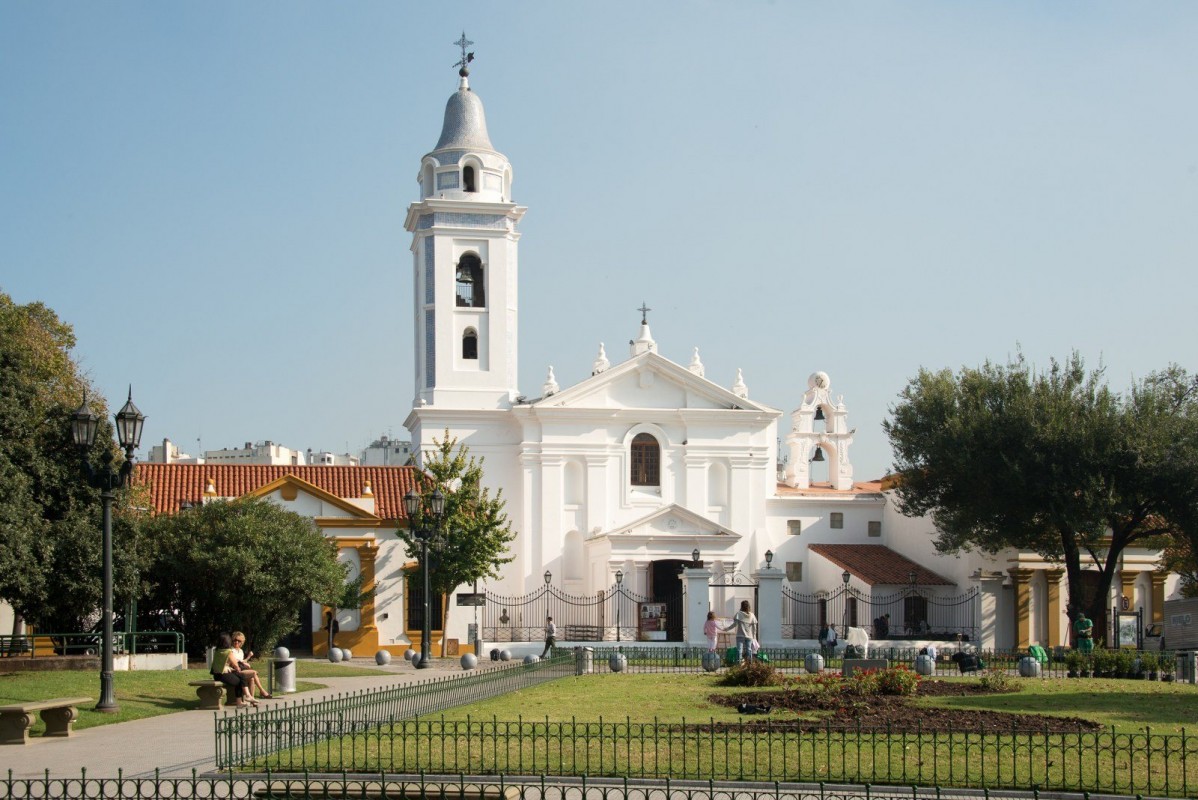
[271,647,296,694]
[1176,651,1198,684]
[574,646,594,675]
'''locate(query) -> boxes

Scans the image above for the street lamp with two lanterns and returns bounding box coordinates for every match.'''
[402,488,446,669]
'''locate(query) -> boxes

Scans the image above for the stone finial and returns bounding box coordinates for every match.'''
[592,343,610,376]
[204,477,217,497]
[362,478,374,497]
[732,368,748,399]
[543,366,559,396]
[688,347,705,378]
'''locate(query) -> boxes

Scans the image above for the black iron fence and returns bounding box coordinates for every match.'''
[483,583,656,643]
[0,772,1081,800]
[223,716,1198,797]
[781,587,979,642]
[214,654,574,769]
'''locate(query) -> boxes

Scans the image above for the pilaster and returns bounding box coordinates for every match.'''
[1120,570,1138,613]
[1009,568,1035,650]
[1044,569,1064,648]
[1152,572,1168,623]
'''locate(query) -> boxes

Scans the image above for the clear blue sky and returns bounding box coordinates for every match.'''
[3,3,1196,480]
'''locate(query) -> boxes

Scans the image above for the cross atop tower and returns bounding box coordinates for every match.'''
[453,32,475,76]
[638,302,652,325]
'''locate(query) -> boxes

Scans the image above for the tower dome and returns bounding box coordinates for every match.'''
[419,70,511,203]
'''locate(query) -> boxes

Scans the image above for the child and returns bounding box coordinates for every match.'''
[703,611,719,652]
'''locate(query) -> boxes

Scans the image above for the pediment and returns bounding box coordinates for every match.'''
[594,504,742,547]
[248,475,380,520]
[532,352,775,413]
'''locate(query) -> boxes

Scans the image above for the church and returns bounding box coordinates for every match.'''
[398,55,1176,655]
[122,53,1176,661]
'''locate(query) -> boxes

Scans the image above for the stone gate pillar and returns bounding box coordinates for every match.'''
[682,567,712,646]
[754,569,783,646]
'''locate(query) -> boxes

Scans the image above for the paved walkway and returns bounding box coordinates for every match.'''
[5,657,478,780]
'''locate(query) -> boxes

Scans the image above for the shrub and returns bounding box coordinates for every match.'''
[874,665,921,696]
[718,659,782,687]
[976,669,1018,692]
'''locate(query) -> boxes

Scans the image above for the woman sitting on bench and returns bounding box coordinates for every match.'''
[211,632,257,708]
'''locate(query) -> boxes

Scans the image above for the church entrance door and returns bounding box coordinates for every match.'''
[648,560,686,642]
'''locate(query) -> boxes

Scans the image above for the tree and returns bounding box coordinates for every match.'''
[142,497,346,657]
[884,352,1198,631]
[400,431,516,655]
[0,292,150,633]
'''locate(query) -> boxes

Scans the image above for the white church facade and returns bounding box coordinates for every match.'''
[399,61,1177,655]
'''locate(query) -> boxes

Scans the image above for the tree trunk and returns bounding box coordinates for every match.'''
[439,596,453,657]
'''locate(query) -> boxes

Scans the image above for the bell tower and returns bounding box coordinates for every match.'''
[404,37,526,410]
[786,371,856,490]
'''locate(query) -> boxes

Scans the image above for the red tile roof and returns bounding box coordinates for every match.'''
[775,479,885,497]
[808,543,955,587]
[135,464,419,520]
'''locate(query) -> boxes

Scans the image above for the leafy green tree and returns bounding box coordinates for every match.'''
[0,292,152,633]
[142,497,346,656]
[401,431,515,655]
[885,353,1198,628]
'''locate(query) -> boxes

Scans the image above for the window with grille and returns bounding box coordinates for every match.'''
[630,433,660,487]
[405,571,444,632]
[787,519,802,536]
[455,254,485,307]
[830,512,844,529]
[868,521,881,537]
[462,328,478,360]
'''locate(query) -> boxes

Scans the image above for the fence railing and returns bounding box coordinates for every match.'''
[214,653,574,769]
[781,586,979,642]
[0,630,184,658]
[0,772,1076,800]
[483,583,652,643]
[224,716,1198,797]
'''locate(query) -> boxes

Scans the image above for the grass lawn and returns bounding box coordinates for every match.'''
[258,672,1198,796]
[0,659,387,733]
[434,673,1198,734]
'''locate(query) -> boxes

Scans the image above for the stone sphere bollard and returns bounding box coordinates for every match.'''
[461,653,478,670]
[328,647,343,663]
[609,653,627,672]
[523,654,540,665]
[914,654,935,676]
[805,653,825,674]
[1018,656,1042,678]
[499,649,512,661]
[340,648,353,661]
[375,650,391,666]
[274,646,290,660]
[701,651,722,672]
[404,648,417,663]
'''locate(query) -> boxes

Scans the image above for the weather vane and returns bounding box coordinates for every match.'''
[453,32,475,76]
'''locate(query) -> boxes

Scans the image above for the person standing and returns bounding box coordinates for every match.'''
[1073,612,1094,653]
[819,623,838,657]
[725,600,759,663]
[540,616,557,658]
[704,611,720,652]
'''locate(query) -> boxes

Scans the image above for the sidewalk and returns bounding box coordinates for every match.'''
[5,658,479,780]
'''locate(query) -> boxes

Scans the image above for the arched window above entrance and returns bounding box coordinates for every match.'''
[630,433,660,487]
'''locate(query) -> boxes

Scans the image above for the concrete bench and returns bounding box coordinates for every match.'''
[0,696,92,745]
[189,679,238,710]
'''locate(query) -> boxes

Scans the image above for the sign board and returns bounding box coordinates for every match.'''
[1116,614,1139,648]
[638,602,668,641]
[456,593,486,607]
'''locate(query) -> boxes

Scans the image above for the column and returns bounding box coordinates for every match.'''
[1009,568,1034,650]
[1152,572,1168,623]
[1044,569,1064,649]
[682,567,712,646]
[977,572,1005,650]
[754,568,783,646]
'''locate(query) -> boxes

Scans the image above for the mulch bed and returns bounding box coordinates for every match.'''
[707,680,1103,733]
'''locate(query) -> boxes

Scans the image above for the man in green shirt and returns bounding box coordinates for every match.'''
[1073,612,1094,653]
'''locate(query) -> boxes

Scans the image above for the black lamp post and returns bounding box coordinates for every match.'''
[765,550,774,569]
[70,388,146,714]
[691,548,700,566]
[841,569,851,633]
[615,569,624,643]
[403,488,446,669]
